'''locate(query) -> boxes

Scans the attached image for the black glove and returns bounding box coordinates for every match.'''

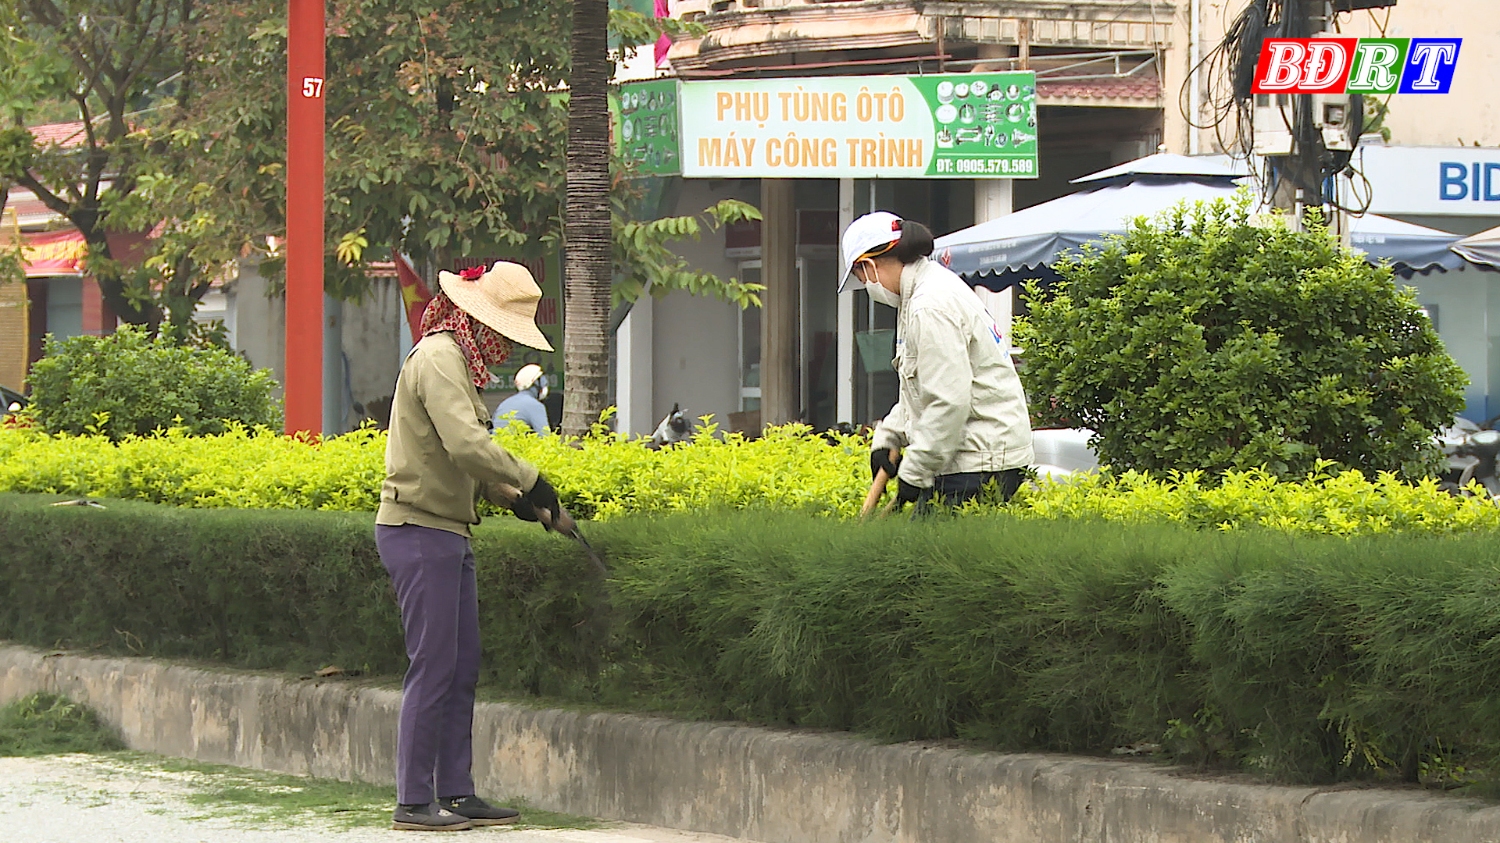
[870,448,901,481]
[522,473,562,529]
[896,477,925,507]
[509,494,540,522]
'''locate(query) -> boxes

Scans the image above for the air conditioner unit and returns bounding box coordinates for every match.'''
[1253,95,1294,157]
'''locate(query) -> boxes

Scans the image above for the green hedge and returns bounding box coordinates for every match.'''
[3,493,1496,789]
[4,426,1500,537]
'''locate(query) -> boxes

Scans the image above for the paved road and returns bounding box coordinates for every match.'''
[0,755,742,843]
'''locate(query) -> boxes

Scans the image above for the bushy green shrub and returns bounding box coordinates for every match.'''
[25,325,281,439]
[1015,197,1466,481]
[4,424,1500,537]
[2,493,1497,789]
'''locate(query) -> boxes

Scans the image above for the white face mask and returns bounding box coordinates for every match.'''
[866,281,902,308]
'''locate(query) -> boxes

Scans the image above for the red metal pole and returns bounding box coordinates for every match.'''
[285,0,325,436]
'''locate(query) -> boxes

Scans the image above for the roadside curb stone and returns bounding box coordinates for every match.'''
[2,644,1497,842]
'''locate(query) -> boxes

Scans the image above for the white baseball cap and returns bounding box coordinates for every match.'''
[514,363,545,391]
[838,211,904,293]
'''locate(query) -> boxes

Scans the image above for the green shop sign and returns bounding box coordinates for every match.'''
[616,79,682,177]
[618,72,1038,180]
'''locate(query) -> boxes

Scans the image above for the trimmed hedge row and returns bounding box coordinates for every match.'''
[1,493,1496,790]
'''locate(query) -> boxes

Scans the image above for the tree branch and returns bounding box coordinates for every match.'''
[13,171,71,218]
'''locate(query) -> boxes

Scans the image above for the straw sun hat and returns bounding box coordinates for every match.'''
[437,262,554,352]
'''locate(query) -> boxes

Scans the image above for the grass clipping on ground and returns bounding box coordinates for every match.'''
[0,692,595,830]
[0,693,123,756]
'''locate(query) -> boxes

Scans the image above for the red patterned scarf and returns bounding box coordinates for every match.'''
[419,293,513,388]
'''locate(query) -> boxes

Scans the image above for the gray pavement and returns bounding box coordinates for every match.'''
[0,755,744,843]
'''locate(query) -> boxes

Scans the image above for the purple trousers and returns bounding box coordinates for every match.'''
[376,524,480,805]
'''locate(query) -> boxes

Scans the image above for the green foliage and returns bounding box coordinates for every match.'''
[1015,196,1466,482]
[500,417,870,519]
[612,198,765,308]
[2,0,752,329]
[0,496,403,673]
[0,693,123,757]
[144,0,753,313]
[167,0,573,300]
[0,0,192,326]
[0,22,71,126]
[1364,96,1393,143]
[24,326,280,440]
[91,753,594,831]
[3,494,1498,789]
[7,422,1500,537]
[1014,464,1500,537]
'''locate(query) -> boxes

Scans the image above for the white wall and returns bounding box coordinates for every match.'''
[1406,265,1493,420]
[228,262,286,393]
[341,277,405,428]
[226,262,405,431]
[649,178,757,431]
[1339,4,1500,147]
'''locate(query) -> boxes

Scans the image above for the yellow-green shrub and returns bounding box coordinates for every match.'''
[3,424,1498,536]
[1012,462,1500,537]
[0,419,871,518]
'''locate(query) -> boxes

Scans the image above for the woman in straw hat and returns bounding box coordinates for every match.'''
[376,261,558,831]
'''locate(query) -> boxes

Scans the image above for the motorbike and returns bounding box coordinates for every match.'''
[1437,415,1500,497]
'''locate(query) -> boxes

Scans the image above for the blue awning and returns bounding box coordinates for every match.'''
[933,155,1474,291]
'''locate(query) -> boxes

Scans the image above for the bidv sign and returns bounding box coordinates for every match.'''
[1440,161,1500,203]
[1358,146,1500,216]
[1252,38,1461,95]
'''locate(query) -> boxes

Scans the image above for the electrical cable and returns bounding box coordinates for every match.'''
[1188,0,1383,217]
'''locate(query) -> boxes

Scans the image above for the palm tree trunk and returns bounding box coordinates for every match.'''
[561,0,613,437]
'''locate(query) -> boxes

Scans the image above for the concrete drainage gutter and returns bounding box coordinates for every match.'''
[1,644,1496,843]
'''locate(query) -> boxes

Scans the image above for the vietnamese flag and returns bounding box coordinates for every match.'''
[394,250,434,342]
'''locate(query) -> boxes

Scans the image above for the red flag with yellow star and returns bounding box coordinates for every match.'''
[394,250,434,342]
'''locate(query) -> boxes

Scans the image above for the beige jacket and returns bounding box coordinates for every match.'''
[376,332,539,536]
[872,258,1034,487]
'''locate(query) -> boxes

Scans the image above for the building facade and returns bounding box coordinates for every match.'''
[617,0,1183,435]
[613,0,1500,435]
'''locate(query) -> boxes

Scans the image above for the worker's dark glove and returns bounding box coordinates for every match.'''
[522,473,562,529]
[896,477,925,507]
[870,448,902,481]
[509,496,539,522]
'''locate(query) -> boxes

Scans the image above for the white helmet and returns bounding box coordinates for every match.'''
[514,364,549,400]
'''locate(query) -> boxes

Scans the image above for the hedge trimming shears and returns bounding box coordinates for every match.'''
[494,483,607,576]
[540,505,608,577]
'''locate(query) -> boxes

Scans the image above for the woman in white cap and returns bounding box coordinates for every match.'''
[376,261,558,830]
[840,212,1034,512]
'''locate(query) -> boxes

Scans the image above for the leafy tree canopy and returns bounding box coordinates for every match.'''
[1,1,758,331]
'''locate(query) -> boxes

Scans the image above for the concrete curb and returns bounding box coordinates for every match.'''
[2,644,1496,842]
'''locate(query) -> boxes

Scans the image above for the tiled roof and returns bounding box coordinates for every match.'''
[5,189,64,229]
[28,122,88,148]
[1037,70,1161,102]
